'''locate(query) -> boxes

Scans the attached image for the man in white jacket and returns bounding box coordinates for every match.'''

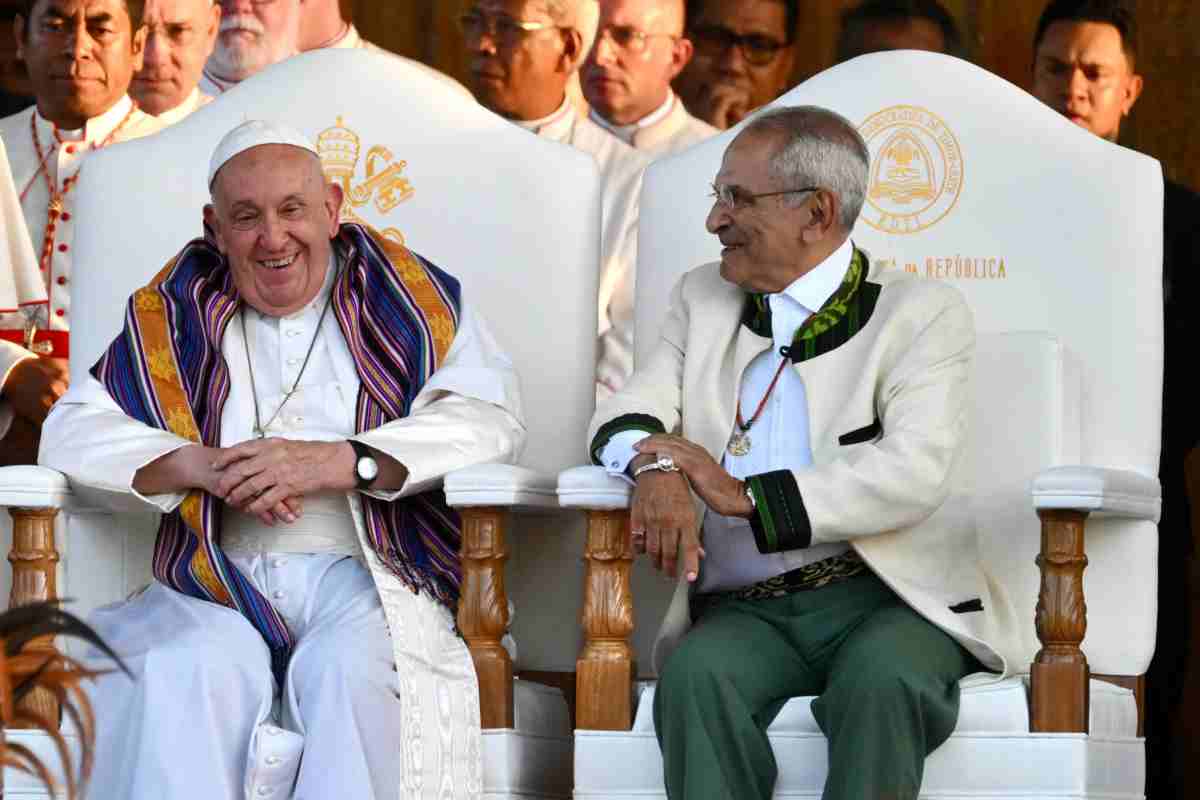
[41,120,525,799]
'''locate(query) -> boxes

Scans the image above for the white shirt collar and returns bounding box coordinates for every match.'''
[589,91,675,143]
[775,237,855,315]
[513,95,574,134]
[37,94,135,144]
[152,88,204,126]
[330,23,361,49]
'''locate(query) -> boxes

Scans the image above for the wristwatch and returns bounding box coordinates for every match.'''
[349,440,379,490]
[632,454,681,479]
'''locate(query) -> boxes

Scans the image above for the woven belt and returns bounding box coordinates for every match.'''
[691,550,868,620]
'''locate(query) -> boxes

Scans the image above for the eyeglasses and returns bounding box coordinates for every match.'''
[596,25,678,54]
[689,24,789,66]
[458,10,566,49]
[710,183,819,211]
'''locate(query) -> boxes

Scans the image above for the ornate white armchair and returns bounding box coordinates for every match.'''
[0,49,600,798]
[561,51,1161,799]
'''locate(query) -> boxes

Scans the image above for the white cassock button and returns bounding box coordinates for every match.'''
[272,590,285,600]
[264,726,280,736]
[271,559,286,568]
[287,357,301,366]
[286,329,301,338]
[293,417,304,425]
[265,756,282,766]
[257,787,272,796]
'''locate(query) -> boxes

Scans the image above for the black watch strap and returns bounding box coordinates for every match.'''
[349,439,375,490]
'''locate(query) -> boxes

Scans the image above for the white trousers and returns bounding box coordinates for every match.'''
[83,553,403,800]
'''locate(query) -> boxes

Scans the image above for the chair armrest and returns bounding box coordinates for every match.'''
[1031,466,1160,521]
[444,464,558,511]
[557,465,632,509]
[0,466,72,508]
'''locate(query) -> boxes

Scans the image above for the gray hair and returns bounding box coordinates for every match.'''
[545,0,599,66]
[742,106,870,230]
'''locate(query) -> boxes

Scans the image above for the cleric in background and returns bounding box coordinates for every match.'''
[41,120,525,798]
[459,0,648,399]
[133,0,221,124]
[201,0,299,94]
[0,0,163,465]
[835,0,964,62]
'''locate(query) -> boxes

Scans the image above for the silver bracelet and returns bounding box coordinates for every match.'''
[632,454,680,478]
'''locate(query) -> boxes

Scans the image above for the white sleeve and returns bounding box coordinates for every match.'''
[598,429,652,485]
[353,299,527,500]
[39,374,191,513]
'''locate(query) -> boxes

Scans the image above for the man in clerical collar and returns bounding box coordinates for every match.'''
[41,119,526,799]
[673,0,796,130]
[133,0,220,124]
[460,0,650,398]
[582,0,717,158]
[0,0,163,465]
[591,105,1008,800]
[1030,3,1199,798]
[201,0,299,94]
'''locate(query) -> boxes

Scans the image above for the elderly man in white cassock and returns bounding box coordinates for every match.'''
[132,0,221,124]
[40,120,525,799]
[0,0,163,465]
[201,0,299,94]
[460,0,648,399]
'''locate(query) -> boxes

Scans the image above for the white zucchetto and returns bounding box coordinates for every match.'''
[207,120,320,189]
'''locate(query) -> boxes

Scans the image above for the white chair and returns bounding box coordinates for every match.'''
[561,51,1161,799]
[0,49,601,799]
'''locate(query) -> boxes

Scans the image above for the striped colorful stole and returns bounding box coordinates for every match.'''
[92,223,463,680]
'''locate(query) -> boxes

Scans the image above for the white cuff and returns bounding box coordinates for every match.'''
[598,429,652,486]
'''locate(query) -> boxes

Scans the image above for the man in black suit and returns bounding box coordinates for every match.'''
[1032,2,1200,797]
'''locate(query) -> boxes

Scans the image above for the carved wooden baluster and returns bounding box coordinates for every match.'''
[7,507,61,727]
[577,509,635,730]
[1030,509,1089,733]
[456,507,513,729]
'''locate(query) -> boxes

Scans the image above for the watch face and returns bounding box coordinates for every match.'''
[357,456,380,482]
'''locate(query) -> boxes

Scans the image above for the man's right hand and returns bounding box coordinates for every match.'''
[1,356,69,424]
[698,85,751,130]
[629,457,704,582]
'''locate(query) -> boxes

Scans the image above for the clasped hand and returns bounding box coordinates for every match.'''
[629,434,754,583]
[201,439,353,527]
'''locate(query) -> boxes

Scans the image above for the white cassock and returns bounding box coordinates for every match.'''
[151,87,216,127]
[516,97,649,400]
[41,257,525,800]
[0,95,163,437]
[590,91,719,160]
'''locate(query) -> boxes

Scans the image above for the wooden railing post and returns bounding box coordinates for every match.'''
[456,506,513,729]
[576,509,635,730]
[1031,508,1089,733]
[6,507,61,727]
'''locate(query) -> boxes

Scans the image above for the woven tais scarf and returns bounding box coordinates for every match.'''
[92,223,462,680]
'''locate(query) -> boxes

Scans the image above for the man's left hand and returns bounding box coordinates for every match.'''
[213,439,355,521]
[635,434,754,518]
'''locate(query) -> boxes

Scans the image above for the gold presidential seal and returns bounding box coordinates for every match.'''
[858,106,963,234]
[317,116,414,245]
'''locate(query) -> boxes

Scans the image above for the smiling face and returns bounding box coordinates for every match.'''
[16,0,146,129]
[582,0,690,125]
[133,0,219,114]
[207,0,298,82]
[1032,20,1142,142]
[463,0,573,120]
[204,144,343,317]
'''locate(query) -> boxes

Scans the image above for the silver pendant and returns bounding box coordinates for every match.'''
[727,430,752,456]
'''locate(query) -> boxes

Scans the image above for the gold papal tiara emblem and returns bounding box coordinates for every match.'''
[318,116,414,245]
[857,106,963,235]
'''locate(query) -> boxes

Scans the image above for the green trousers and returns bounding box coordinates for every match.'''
[653,572,977,800]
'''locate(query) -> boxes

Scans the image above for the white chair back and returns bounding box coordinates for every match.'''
[56,50,600,672]
[635,51,1162,676]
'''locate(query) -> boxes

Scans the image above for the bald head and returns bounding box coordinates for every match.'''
[584,0,694,124]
